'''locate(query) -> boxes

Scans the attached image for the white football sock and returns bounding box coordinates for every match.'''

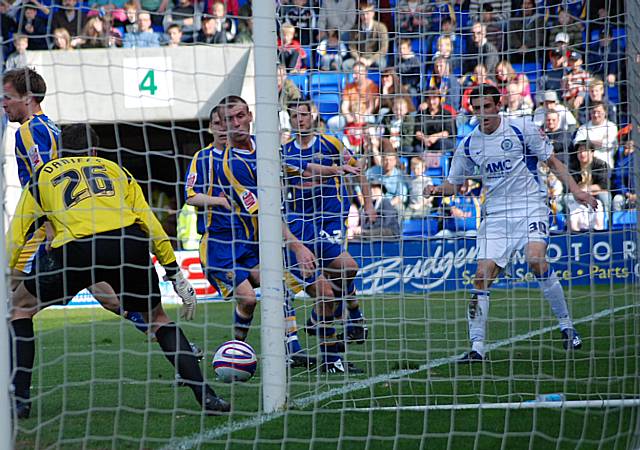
[468,290,490,356]
[537,270,573,330]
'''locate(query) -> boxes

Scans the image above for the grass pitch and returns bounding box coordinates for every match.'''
[16,285,640,449]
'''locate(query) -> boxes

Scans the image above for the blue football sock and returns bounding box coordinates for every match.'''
[125,311,149,334]
[283,296,303,354]
[233,307,253,341]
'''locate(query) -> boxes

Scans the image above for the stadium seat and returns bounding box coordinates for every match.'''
[368,70,380,87]
[310,72,344,96]
[402,218,439,237]
[311,92,341,121]
[612,27,626,50]
[550,212,567,233]
[288,73,309,99]
[611,210,637,230]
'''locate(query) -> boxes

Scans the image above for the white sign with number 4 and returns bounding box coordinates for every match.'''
[123,57,174,109]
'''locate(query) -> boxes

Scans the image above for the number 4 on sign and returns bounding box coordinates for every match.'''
[139,69,158,95]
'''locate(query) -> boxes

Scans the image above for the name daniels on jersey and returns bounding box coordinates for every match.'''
[42,157,99,174]
[485,159,513,178]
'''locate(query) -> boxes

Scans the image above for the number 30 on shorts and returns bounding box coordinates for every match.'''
[319,229,343,245]
[528,221,547,234]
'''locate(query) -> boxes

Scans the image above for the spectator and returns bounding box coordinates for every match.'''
[165,23,183,47]
[77,16,115,47]
[507,0,544,62]
[50,0,86,39]
[433,34,462,76]
[316,29,348,71]
[547,8,583,49]
[358,179,401,239]
[396,0,431,36]
[561,50,591,111]
[5,34,29,70]
[277,22,307,71]
[478,3,505,52]
[52,27,74,50]
[205,0,237,17]
[196,14,225,43]
[537,48,566,94]
[533,90,577,131]
[573,101,618,168]
[162,0,201,41]
[540,162,565,221]
[405,156,434,218]
[137,0,169,28]
[121,1,137,33]
[0,2,17,59]
[123,11,160,48]
[18,2,48,50]
[426,56,461,111]
[577,77,617,124]
[611,134,636,211]
[441,179,483,234]
[464,22,499,75]
[378,67,406,115]
[544,109,575,167]
[282,0,316,46]
[495,60,533,109]
[277,63,301,109]
[365,142,408,212]
[317,0,356,42]
[501,82,533,117]
[566,141,608,231]
[396,38,422,94]
[328,60,379,131]
[590,29,624,84]
[452,0,472,31]
[461,63,496,115]
[469,0,511,22]
[345,2,389,71]
[209,0,236,42]
[416,89,456,152]
[234,1,252,43]
[380,95,417,155]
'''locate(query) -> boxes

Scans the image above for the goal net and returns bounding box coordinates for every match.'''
[2,0,639,448]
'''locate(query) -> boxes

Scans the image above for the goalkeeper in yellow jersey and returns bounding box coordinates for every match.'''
[7,127,231,418]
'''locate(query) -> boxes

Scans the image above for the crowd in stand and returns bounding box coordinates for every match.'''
[0,0,632,239]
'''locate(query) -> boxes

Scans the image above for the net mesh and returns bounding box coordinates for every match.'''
[2,0,639,448]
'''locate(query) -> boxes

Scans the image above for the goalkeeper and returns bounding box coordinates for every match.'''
[7,129,230,417]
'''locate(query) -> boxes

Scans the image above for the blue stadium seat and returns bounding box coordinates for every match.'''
[368,70,380,87]
[288,73,309,99]
[403,218,439,237]
[550,212,567,233]
[311,92,341,121]
[611,210,637,230]
[612,27,626,50]
[310,72,344,96]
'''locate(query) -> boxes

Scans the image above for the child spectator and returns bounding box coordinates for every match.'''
[562,50,591,111]
[52,27,73,50]
[416,89,456,152]
[121,1,137,33]
[277,22,307,72]
[495,60,533,110]
[316,29,347,71]
[426,56,461,111]
[396,38,422,94]
[611,133,636,212]
[404,156,434,218]
[573,101,618,168]
[165,23,183,47]
[460,63,496,115]
[433,34,462,76]
[162,0,201,41]
[5,34,29,70]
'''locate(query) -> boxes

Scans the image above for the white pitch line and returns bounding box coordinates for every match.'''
[163,302,639,450]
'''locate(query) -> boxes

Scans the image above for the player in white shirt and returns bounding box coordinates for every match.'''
[429,85,598,362]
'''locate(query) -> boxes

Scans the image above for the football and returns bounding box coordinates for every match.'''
[212,340,258,383]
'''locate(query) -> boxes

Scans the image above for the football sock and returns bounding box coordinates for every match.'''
[468,290,490,356]
[233,306,253,341]
[124,311,149,334]
[536,268,573,330]
[318,312,339,363]
[283,297,302,354]
[155,323,215,401]
[10,318,35,402]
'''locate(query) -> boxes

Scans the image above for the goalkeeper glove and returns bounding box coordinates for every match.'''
[168,271,197,321]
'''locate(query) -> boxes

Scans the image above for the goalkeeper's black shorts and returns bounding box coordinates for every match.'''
[23,224,162,312]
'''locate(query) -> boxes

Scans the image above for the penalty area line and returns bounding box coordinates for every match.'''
[163,302,638,450]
